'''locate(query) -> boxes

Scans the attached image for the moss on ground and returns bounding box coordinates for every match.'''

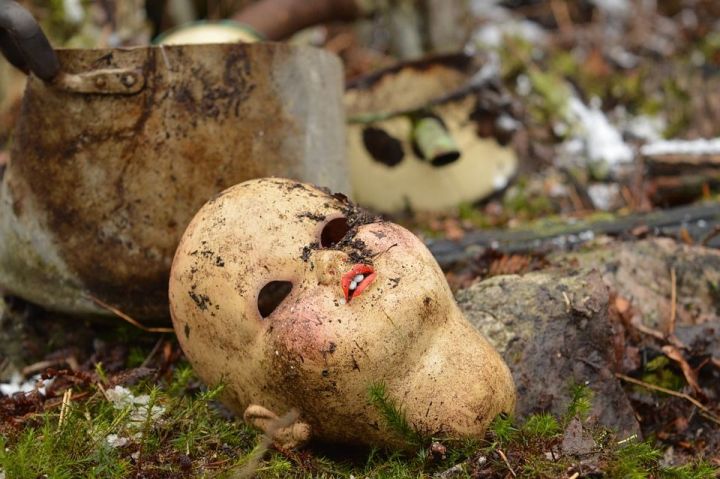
[1,370,716,478]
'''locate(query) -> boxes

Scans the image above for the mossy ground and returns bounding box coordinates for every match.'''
[1,3,720,478]
[1,346,717,478]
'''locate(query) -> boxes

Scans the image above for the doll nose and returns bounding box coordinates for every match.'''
[312,250,349,286]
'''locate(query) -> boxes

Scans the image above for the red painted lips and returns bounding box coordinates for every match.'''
[341,264,376,302]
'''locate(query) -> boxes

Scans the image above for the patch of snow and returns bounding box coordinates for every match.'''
[433,464,464,477]
[469,0,503,18]
[553,121,570,138]
[471,20,547,49]
[608,46,639,69]
[467,51,501,85]
[579,230,595,242]
[468,1,546,50]
[588,183,621,211]
[691,49,706,67]
[105,385,137,409]
[63,0,84,23]
[565,96,634,167]
[641,138,720,156]
[107,33,121,48]
[589,0,630,18]
[516,74,531,96]
[624,114,665,142]
[549,182,569,198]
[496,113,519,133]
[105,434,129,448]
[678,8,698,30]
[105,385,165,423]
[0,372,52,396]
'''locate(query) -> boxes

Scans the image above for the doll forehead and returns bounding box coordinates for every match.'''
[223,180,378,254]
[227,181,348,228]
[258,178,345,209]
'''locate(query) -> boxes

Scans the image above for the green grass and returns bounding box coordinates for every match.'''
[564,382,593,422]
[0,372,717,478]
[606,439,718,479]
[0,366,259,478]
[521,413,561,439]
[366,381,424,449]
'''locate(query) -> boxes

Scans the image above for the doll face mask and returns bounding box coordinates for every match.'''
[169,178,515,448]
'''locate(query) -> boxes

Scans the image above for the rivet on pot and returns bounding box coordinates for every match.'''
[121,73,137,88]
[94,76,106,88]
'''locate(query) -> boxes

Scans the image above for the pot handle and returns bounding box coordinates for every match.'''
[0,0,59,81]
[0,1,144,95]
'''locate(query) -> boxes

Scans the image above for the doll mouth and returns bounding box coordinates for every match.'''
[341,264,376,302]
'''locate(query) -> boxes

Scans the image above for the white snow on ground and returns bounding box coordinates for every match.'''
[589,0,630,18]
[565,97,634,167]
[623,113,666,142]
[63,0,85,23]
[105,385,165,423]
[641,138,720,156]
[469,0,547,49]
[471,20,547,49]
[105,433,129,448]
[0,372,52,396]
[469,0,506,18]
[588,183,621,211]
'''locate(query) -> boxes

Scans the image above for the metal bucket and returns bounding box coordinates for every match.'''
[0,3,347,319]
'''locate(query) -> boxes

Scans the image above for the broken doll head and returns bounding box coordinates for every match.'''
[169,178,515,448]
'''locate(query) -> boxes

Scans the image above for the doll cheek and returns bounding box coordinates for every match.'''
[269,304,336,364]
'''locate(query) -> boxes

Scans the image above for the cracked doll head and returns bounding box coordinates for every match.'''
[169,178,516,448]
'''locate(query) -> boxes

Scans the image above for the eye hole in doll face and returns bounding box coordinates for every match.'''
[255,215,353,319]
[257,280,293,318]
[320,217,350,248]
[250,188,385,322]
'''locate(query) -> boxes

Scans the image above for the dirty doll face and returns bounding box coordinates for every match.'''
[170,178,515,446]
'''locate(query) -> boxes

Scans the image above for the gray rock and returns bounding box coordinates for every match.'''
[456,269,640,438]
[554,238,720,332]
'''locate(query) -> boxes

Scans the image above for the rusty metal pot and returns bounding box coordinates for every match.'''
[0,2,347,319]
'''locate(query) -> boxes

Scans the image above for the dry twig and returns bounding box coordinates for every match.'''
[549,0,573,36]
[668,267,677,337]
[87,295,173,333]
[701,224,720,246]
[615,373,720,425]
[661,344,704,398]
[496,449,516,478]
[140,337,166,369]
[58,388,73,427]
[630,316,666,342]
[22,358,68,376]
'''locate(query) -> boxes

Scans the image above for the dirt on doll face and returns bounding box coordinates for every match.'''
[170,178,515,447]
